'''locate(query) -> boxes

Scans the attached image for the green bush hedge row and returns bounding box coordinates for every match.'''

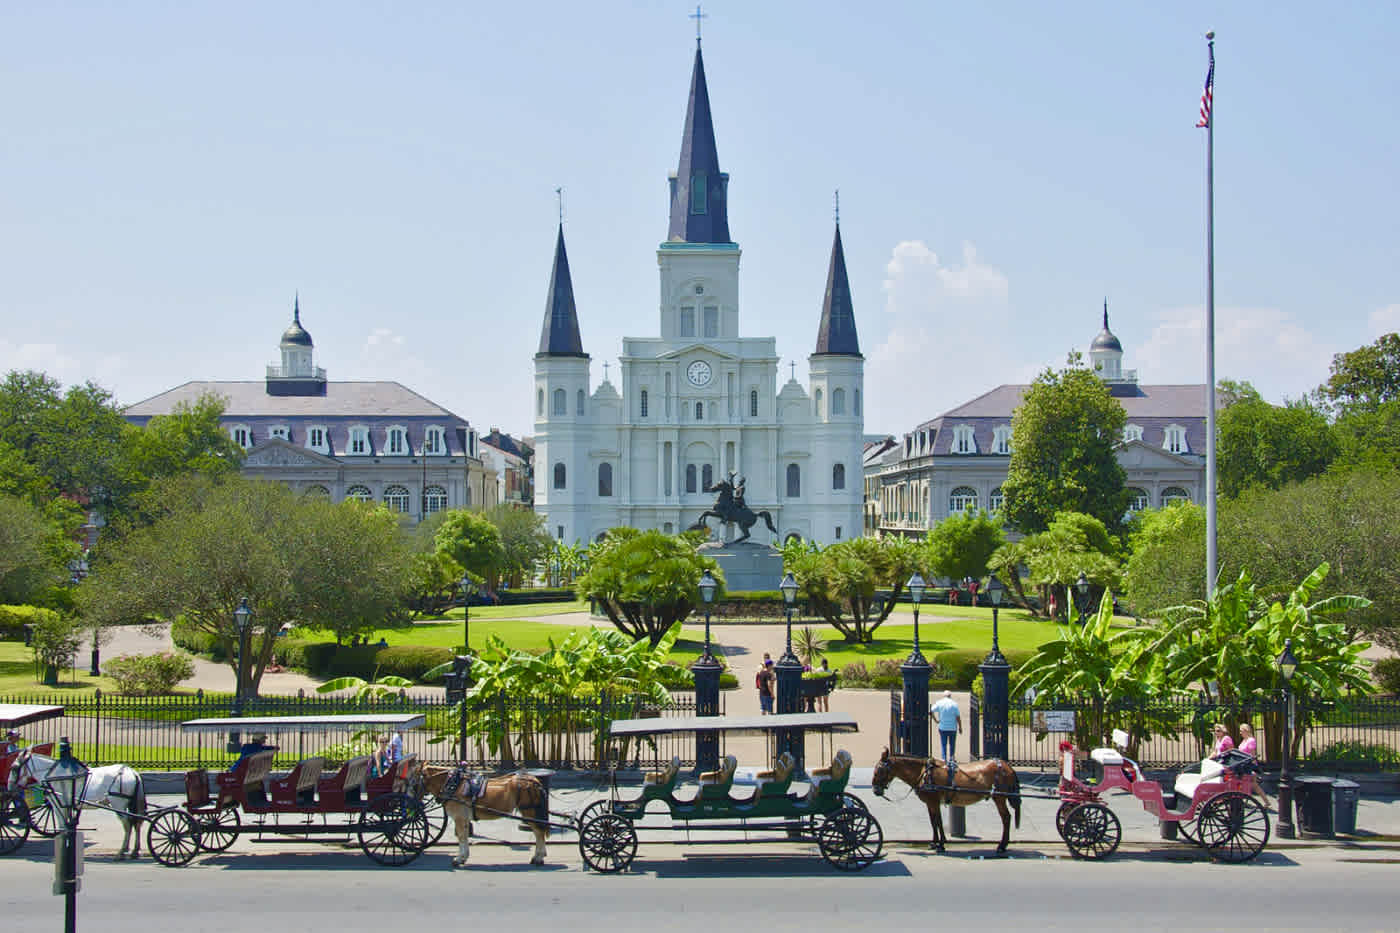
[0,604,61,641]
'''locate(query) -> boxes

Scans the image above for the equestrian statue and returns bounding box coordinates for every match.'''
[688,472,779,544]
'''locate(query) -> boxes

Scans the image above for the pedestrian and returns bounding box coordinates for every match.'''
[756,658,775,715]
[1210,723,1235,759]
[969,579,979,606]
[388,731,404,764]
[817,658,832,713]
[932,690,962,761]
[947,585,958,606]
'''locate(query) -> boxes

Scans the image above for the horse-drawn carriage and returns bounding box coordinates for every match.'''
[573,712,884,873]
[0,703,63,855]
[146,713,442,867]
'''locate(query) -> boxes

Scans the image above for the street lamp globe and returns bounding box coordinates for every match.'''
[987,574,1004,607]
[1277,638,1298,682]
[1075,571,1089,601]
[905,573,926,605]
[459,574,478,599]
[233,597,253,635]
[47,738,90,830]
[779,572,798,607]
[698,570,719,605]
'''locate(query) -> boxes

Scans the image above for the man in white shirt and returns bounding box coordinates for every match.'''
[932,691,962,762]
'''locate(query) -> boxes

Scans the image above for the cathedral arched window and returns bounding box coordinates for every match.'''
[537,389,544,417]
[640,390,648,418]
[702,464,713,491]
[553,463,566,490]
[686,464,698,494]
[832,388,846,415]
[814,389,824,418]
[953,425,976,454]
[424,425,445,455]
[553,388,566,416]
[346,485,372,503]
[384,426,407,455]
[229,424,251,449]
[383,485,411,513]
[424,485,448,513]
[695,401,703,421]
[989,486,1005,512]
[1123,423,1144,444]
[750,390,759,417]
[786,463,801,498]
[1164,425,1189,454]
[597,463,613,497]
[854,389,861,416]
[577,389,585,416]
[832,463,846,490]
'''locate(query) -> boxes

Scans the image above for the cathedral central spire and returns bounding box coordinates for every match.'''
[667,41,731,244]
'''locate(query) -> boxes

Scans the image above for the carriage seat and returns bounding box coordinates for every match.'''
[30,743,54,757]
[1090,747,1124,766]
[755,752,797,798]
[317,756,371,810]
[271,757,325,808]
[366,754,419,797]
[697,755,739,800]
[642,757,683,802]
[218,749,277,809]
[1173,756,1225,802]
[805,751,853,800]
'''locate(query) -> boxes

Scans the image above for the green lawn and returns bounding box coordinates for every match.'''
[431,599,589,621]
[0,641,121,697]
[369,618,709,667]
[783,613,1070,670]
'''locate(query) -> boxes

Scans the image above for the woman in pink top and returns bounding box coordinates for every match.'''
[1238,722,1258,757]
[1211,723,1235,758]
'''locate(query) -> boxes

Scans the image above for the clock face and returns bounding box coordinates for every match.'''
[687,360,713,387]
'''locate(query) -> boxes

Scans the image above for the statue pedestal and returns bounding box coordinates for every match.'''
[697,541,784,593]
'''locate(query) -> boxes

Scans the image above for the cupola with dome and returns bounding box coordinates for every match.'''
[266,295,327,396]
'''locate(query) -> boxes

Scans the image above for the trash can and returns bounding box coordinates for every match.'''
[1293,775,1335,837]
[1332,778,1360,836]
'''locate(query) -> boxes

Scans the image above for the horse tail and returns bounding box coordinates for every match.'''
[133,770,148,822]
[1004,763,1021,828]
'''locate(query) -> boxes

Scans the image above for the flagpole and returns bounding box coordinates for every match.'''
[1203,32,1218,597]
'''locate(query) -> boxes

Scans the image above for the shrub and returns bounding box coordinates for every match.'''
[841,661,871,687]
[29,610,80,682]
[655,663,738,691]
[103,652,196,696]
[1372,657,1400,694]
[0,604,60,641]
[372,646,455,683]
[170,619,226,660]
[1312,740,1400,769]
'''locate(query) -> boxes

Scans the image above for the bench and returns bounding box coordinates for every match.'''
[270,757,325,809]
[641,756,683,804]
[805,750,852,800]
[366,754,419,798]
[317,756,371,810]
[697,755,739,801]
[216,750,277,810]
[1173,757,1225,802]
[755,752,797,799]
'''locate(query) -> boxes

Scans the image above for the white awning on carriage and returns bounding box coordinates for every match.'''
[0,704,65,728]
[609,712,859,738]
[179,713,427,734]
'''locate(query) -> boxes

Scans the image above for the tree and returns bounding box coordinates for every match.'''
[989,512,1120,620]
[1216,391,1337,497]
[407,550,465,617]
[124,393,245,483]
[1000,354,1129,534]
[1320,332,1400,417]
[1331,399,1400,472]
[0,495,70,605]
[433,510,505,589]
[923,509,1004,583]
[577,529,719,646]
[482,505,550,588]
[1122,503,1207,617]
[789,536,922,643]
[28,609,82,687]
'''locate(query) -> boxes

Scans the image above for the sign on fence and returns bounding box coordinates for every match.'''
[1032,710,1076,734]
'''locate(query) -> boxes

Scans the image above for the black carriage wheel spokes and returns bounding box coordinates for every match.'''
[578,800,610,825]
[1178,816,1202,846]
[196,807,240,853]
[26,795,62,838]
[358,794,428,867]
[577,815,637,873]
[1055,801,1075,839]
[817,808,884,872]
[146,809,201,867]
[1062,803,1120,860]
[835,792,869,814]
[0,793,30,855]
[420,795,449,847]
[1198,792,1270,863]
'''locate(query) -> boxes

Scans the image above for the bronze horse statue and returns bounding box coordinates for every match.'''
[871,749,1022,854]
[688,473,778,544]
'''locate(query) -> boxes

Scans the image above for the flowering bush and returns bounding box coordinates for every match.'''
[104,651,196,696]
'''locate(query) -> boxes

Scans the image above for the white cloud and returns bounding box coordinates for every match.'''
[1368,304,1400,339]
[1135,306,1338,403]
[0,340,85,386]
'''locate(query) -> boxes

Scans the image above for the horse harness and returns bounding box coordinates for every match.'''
[919,757,1012,796]
[436,767,487,805]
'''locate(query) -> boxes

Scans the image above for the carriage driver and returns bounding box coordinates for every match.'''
[227,732,275,771]
[3,730,21,755]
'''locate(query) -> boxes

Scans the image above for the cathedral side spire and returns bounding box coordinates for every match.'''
[667,40,730,244]
[537,224,587,358]
[813,221,861,356]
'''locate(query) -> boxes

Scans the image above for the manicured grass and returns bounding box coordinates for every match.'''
[369,619,709,667]
[431,599,589,621]
[0,641,121,697]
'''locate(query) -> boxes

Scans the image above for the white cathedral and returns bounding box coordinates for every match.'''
[533,39,864,547]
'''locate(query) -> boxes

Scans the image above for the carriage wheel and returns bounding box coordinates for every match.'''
[1196,792,1270,863]
[146,808,202,867]
[22,786,61,838]
[419,794,449,847]
[1055,801,1075,839]
[817,806,884,872]
[836,792,869,814]
[578,814,637,873]
[358,793,429,867]
[0,793,30,855]
[1062,803,1121,859]
[195,807,240,853]
[1177,815,1203,846]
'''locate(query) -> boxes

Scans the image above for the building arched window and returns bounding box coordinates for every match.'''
[1126,488,1149,512]
[702,463,713,490]
[537,389,544,417]
[640,389,649,418]
[949,486,979,513]
[663,522,674,535]
[346,485,372,503]
[814,389,824,418]
[992,425,1012,455]
[832,463,846,490]
[854,389,861,416]
[989,486,1005,511]
[349,425,369,454]
[304,484,330,498]
[750,390,759,417]
[695,401,704,421]
[553,463,567,490]
[383,485,411,513]
[553,388,566,416]
[786,463,801,497]
[665,373,672,416]
[686,464,698,494]
[424,485,448,513]
[1161,486,1191,506]
[597,463,613,497]
[577,389,586,416]
[832,388,846,415]
[228,424,251,449]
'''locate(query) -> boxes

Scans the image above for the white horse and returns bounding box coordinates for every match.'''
[9,750,147,860]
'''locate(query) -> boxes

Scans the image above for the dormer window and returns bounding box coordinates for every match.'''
[1123,424,1144,444]
[424,425,445,455]
[306,425,329,454]
[229,424,251,450]
[1164,424,1188,454]
[992,425,1012,455]
[953,425,976,454]
[385,426,407,455]
[349,425,369,455]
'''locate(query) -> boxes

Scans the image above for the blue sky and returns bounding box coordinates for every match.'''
[3,1,1396,437]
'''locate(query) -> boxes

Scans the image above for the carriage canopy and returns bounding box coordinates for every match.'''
[0,704,65,729]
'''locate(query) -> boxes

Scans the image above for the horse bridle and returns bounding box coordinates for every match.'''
[871,758,916,803]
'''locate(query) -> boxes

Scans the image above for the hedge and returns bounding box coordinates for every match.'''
[0,604,61,641]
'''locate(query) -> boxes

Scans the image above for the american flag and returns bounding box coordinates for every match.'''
[1196,53,1215,128]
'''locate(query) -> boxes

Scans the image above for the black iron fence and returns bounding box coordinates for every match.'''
[1,689,720,772]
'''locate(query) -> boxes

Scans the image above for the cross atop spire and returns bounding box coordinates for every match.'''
[834,189,840,225]
[690,5,707,45]
[556,186,564,225]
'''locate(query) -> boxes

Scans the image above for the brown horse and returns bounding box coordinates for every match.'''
[871,750,1022,854]
[420,767,549,868]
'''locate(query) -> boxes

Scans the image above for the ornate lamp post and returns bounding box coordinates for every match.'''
[1276,638,1299,839]
[899,572,931,758]
[458,573,478,655]
[775,573,804,768]
[228,597,253,753]
[48,737,90,933]
[691,569,723,772]
[979,574,1011,760]
[1073,571,1090,625]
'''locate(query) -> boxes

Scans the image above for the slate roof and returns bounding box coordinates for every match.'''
[667,43,731,245]
[482,428,527,459]
[537,225,587,357]
[813,223,861,356]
